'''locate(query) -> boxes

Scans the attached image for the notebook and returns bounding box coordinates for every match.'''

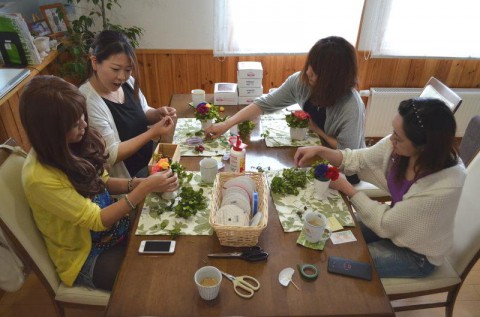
[0,68,30,99]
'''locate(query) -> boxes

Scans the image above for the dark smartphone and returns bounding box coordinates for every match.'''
[327,256,372,281]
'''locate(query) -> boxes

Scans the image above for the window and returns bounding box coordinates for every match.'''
[359,0,480,59]
[214,0,364,56]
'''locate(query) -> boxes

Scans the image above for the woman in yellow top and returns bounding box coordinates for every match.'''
[20,75,178,291]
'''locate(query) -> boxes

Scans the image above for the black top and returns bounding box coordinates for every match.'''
[303,98,326,130]
[103,83,152,176]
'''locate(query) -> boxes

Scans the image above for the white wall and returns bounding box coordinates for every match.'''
[109,0,214,49]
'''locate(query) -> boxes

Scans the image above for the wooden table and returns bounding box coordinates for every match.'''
[105,94,394,317]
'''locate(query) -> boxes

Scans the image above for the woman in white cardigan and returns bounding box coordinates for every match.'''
[80,30,176,178]
[294,98,466,278]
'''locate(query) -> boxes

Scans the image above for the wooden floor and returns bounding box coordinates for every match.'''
[0,261,479,317]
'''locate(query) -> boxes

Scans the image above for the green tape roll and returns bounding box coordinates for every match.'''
[297,264,319,280]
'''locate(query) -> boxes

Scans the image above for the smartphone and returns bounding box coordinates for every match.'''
[327,256,372,281]
[138,240,176,254]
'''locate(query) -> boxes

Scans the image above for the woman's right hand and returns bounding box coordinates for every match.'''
[294,146,323,167]
[144,169,179,193]
[149,116,174,139]
[204,121,230,139]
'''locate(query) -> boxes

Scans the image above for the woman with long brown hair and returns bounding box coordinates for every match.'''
[20,75,178,290]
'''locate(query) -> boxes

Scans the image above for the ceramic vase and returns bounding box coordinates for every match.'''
[200,119,213,130]
[313,179,330,200]
[161,190,177,200]
[290,127,308,141]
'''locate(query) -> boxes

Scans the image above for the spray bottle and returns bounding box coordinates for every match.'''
[228,135,247,173]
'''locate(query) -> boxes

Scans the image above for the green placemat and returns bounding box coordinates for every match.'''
[265,170,355,232]
[135,172,214,236]
[173,118,230,156]
[261,119,323,147]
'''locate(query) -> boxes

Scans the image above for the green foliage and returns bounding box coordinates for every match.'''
[170,161,193,186]
[271,167,308,196]
[238,120,255,140]
[174,187,207,219]
[58,0,143,83]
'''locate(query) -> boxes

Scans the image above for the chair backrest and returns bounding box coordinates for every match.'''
[447,151,480,278]
[420,76,462,113]
[0,140,62,296]
[459,115,480,167]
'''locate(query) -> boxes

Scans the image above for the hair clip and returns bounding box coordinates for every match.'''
[411,102,424,128]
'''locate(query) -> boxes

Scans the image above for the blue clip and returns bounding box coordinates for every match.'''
[252,192,258,216]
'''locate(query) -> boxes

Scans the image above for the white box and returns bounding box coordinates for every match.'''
[238,86,263,97]
[237,78,262,88]
[214,83,238,105]
[238,96,259,105]
[237,61,263,79]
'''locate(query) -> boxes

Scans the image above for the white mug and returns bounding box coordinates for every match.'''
[191,89,205,107]
[199,158,218,183]
[194,266,222,300]
[302,212,331,244]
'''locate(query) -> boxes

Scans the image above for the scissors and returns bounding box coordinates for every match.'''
[208,246,269,262]
[221,271,260,299]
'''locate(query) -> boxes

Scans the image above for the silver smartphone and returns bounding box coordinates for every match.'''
[138,240,176,254]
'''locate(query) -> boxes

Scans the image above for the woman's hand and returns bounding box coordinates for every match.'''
[294,146,323,167]
[149,116,174,139]
[157,106,177,119]
[204,121,230,139]
[144,169,179,193]
[329,175,357,198]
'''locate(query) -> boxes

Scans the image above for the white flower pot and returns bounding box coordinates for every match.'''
[161,191,177,200]
[313,179,330,200]
[200,119,213,130]
[290,127,308,141]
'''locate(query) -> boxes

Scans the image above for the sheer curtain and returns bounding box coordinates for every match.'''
[359,0,480,59]
[214,0,364,56]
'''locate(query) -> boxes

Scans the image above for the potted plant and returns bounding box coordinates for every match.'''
[238,120,256,143]
[285,110,311,141]
[55,0,143,85]
[193,102,220,130]
[311,160,339,200]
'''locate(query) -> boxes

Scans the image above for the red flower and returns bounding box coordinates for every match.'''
[325,166,339,181]
[195,103,210,115]
[293,110,310,120]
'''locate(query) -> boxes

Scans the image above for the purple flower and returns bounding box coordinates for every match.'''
[196,103,209,115]
[314,164,329,180]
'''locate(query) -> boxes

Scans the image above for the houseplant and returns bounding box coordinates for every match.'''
[238,120,255,142]
[193,102,220,129]
[56,0,143,84]
[285,110,311,141]
[312,160,339,200]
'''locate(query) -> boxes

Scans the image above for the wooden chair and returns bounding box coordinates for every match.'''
[0,139,109,317]
[381,151,480,316]
[420,76,462,113]
[459,115,480,168]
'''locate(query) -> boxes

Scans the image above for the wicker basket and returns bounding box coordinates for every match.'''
[209,172,268,247]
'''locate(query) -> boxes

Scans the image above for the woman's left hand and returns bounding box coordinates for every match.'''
[329,175,358,198]
[157,106,177,119]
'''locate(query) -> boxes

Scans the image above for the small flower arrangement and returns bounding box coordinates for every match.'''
[238,120,255,141]
[194,102,220,121]
[151,157,170,173]
[313,160,339,182]
[285,110,311,128]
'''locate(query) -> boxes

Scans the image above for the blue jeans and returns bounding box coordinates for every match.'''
[74,253,99,289]
[360,223,436,278]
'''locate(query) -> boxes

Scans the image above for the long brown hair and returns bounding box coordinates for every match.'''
[301,36,358,107]
[85,30,140,99]
[393,98,458,181]
[19,75,108,197]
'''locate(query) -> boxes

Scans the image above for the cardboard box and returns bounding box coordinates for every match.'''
[148,143,180,174]
[214,83,238,105]
[238,96,258,105]
[238,86,263,97]
[237,78,262,88]
[237,61,263,78]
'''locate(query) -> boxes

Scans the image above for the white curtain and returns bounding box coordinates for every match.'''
[214,0,364,56]
[359,0,480,59]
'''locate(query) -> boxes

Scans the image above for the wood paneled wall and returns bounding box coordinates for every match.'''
[135,49,480,108]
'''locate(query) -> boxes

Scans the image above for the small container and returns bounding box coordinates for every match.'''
[229,136,247,173]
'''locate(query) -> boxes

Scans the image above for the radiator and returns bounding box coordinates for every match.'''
[365,88,480,137]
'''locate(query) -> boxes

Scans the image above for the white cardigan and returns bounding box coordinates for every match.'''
[79,77,152,178]
[341,136,466,265]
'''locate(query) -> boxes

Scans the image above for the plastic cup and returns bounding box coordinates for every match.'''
[191,89,205,107]
[194,266,222,300]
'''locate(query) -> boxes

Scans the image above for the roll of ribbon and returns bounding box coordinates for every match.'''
[297,264,319,280]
